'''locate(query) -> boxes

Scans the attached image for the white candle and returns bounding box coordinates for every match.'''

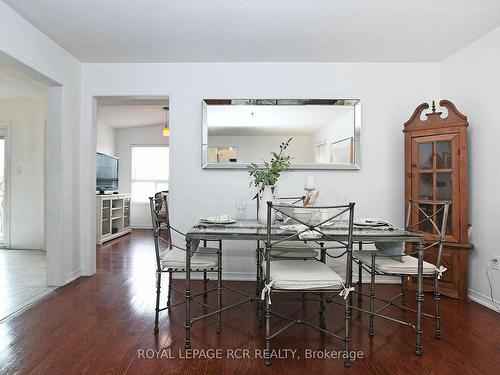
[305,176,315,190]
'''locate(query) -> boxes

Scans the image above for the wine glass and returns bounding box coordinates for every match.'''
[236,196,247,221]
[311,196,323,225]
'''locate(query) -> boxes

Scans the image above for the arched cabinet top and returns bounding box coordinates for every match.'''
[403,99,468,132]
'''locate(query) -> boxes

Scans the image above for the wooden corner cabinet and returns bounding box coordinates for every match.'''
[96,194,131,245]
[404,100,473,300]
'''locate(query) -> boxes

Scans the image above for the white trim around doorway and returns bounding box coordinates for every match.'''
[81,90,172,277]
[0,124,11,248]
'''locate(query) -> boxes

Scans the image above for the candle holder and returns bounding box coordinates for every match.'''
[304,187,316,206]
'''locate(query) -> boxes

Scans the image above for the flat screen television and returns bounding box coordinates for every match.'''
[96,153,119,193]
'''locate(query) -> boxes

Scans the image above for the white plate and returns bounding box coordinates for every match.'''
[354,220,390,227]
[199,219,237,225]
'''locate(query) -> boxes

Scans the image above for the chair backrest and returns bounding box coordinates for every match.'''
[265,201,355,285]
[256,196,305,249]
[256,195,305,218]
[149,194,172,271]
[405,199,450,267]
[153,190,169,218]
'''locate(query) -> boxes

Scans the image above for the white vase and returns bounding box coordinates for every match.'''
[257,185,276,225]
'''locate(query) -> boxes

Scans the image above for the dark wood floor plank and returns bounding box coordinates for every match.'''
[0,229,498,374]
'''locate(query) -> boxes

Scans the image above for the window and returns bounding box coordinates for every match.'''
[315,142,328,163]
[131,146,169,203]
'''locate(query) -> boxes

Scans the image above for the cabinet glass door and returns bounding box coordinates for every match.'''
[123,197,130,229]
[102,199,111,236]
[411,133,459,241]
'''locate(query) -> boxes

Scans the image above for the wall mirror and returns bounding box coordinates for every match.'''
[202,99,361,169]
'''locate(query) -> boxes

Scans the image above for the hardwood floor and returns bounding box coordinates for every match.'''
[0,229,498,374]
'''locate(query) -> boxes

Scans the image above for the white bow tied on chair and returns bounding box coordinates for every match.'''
[339,282,355,300]
[435,266,447,280]
[261,280,276,305]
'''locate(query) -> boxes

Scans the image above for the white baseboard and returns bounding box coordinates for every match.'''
[130,226,152,230]
[0,287,56,322]
[4,247,45,251]
[354,274,400,284]
[468,289,500,313]
[65,269,82,284]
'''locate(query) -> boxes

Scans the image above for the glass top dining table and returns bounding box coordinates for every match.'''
[186,219,424,243]
[181,219,426,351]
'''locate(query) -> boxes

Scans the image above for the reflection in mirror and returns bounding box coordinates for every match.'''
[202,99,361,169]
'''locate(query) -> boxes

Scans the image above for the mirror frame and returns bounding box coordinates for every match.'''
[202,99,361,170]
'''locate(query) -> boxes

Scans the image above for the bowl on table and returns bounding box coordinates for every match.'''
[288,208,312,224]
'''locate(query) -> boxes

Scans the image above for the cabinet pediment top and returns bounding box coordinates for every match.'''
[403,99,468,132]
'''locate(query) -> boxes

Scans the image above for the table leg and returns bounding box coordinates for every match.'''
[369,252,375,336]
[256,241,261,298]
[256,243,263,327]
[415,241,424,355]
[320,244,326,328]
[358,242,363,301]
[344,210,354,368]
[203,271,208,301]
[216,240,222,333]
[184,238,192,349]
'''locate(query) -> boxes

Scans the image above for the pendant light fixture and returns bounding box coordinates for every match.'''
[162,106,170,136]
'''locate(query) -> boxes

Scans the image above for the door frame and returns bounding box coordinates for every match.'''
[0,124,10,248]
[0,50,67,285]
[82,92,171,276]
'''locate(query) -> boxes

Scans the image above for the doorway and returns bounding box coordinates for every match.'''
[95,96,170,221]
[0,61,56,320]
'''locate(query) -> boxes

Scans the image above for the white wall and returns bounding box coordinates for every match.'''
[311,111,355,163]
[207,135,313,163]
[0,0,82,285]
[96,121,115,156]
[114,124,169,227]
[441,25,500,310]
[1,0,497,297]
[84,62,440,279]
[0,98,45,249]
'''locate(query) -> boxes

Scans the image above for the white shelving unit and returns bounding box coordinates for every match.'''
[96,194,131,245]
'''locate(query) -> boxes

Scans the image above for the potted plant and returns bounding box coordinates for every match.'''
[247,138,293,224]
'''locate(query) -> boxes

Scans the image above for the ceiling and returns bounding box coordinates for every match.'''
[97,104,169,129]
[207,105,353,136]
[5,0,500,63]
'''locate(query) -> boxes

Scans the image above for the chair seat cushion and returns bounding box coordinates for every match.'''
[271,241,318,258]
[161,247,218,270]
[354,251,436,275]
[269,260,344,290]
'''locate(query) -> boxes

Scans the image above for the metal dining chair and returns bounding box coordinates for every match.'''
[149,195,222,334]
[153,190,169,239]
[255,196,318,294]
[261,202,355,367]
[352,199,450,355]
